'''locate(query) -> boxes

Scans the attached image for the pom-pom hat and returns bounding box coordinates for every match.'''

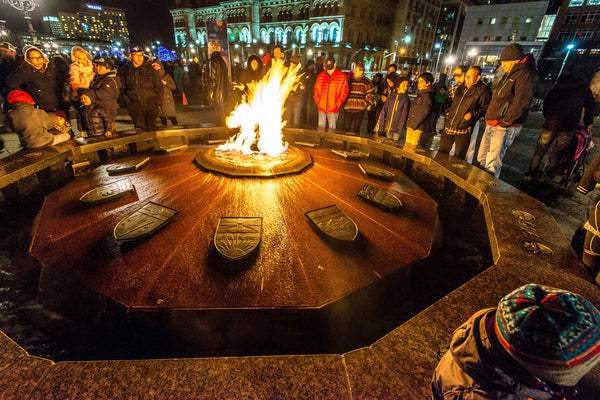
[495,284,600,386]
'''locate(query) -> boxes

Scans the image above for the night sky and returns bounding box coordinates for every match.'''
[1,0,176,47]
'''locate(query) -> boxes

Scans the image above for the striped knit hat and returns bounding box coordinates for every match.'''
[495,284,600,386]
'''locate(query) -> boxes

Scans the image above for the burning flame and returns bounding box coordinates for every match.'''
[217,60,301,157]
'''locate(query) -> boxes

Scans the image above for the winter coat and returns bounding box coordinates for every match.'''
[444,81,492,131]
[344,76,374,111]
[79,70,120,124]
[4,102,57,148]
[119,56,162,107]
[407,85,435,131]
[157,69,177,118]
[206,51,229,105]
[77,103,110,137]
[542,76,596,133]
[6,46,60,112]
[485,54,537,127]
[313,69,349,114]
[375,90,409,136]
[69,46,95,90]
[432,308,558,400]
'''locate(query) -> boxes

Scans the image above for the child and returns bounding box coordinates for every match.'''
[405,72,435,150]
[374,73,409,142]
[4,90,71,148]
[69,46,95,91]
[151,61,178,126]
[77,94,111,139]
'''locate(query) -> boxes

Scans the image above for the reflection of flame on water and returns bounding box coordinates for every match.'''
[217,61,301,157]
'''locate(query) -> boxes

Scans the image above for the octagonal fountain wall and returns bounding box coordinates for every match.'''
[27,127,493,359]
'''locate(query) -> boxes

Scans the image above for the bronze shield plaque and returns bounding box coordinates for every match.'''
[113,202,178,241]
[214,217,262,260]
[331,149,369,159]
[357,183,402,211]
[106,156,149,175]
[306,205,358,241]
[358,163,395,181]
[79,178,134,204]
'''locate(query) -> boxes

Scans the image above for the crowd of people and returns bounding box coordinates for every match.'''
[1,40,598,181]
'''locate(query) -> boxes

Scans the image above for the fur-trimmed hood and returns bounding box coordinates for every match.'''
[23,45,48,69]
[71,46,93,65]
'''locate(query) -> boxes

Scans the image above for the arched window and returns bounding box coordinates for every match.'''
[322,26,329,42]
[275,28,283,44]
[286,30,293,45]
[295,28,303,43]
[242,28,250,43]
[311,25,320,43]
[330,25,338,42]
[260,29,269,44]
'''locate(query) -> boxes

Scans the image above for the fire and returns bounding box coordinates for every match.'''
[217,61,301,156]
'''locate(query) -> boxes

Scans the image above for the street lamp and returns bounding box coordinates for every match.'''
[3,0,39,43]
[434,43,442,77]
[445,55,456,76]
[557,43,574,80]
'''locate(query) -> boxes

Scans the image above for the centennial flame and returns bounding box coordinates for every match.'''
[217,60,301,157]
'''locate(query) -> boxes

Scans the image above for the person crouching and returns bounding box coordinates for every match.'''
[77,94,111,139]
[4,90,70,148]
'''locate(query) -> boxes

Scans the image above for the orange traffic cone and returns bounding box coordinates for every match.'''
[182,92,188,106]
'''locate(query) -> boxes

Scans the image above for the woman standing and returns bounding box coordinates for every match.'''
[152,60,179,126]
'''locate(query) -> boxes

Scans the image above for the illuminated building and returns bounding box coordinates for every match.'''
[58,3,129,46]
[456,1,549,75]
[540,0,600,79]
[432,0,467,76]
[170,0,439,72]
[42,16,66,37]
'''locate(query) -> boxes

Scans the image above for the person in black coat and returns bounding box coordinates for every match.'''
[80,56,120,134]
[77,94,111,138]
[439,66,492,159]
[119,44,162,130]
[205,40,229,127]
[405,72,436,150]
[6,45,61,113]
[240,54,264,88]
[0,42,21,103]
[524,75,597,180]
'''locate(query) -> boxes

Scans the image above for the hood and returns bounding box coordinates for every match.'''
[71,46,93,64]
[449,308,555,399]
[23,45,48,69]
[247,54,263,72]
[7,90,34,105]
[510,53,536,75]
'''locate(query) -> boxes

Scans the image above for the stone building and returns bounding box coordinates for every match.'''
[170,0,440,73]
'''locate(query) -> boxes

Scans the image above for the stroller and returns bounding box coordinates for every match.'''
[552,125,594,186]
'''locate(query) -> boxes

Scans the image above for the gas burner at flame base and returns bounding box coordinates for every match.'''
[194,146,313,178]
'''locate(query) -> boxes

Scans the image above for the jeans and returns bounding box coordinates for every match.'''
[528,129,572,176]
[318,111,338,130]
[477,124,522,178]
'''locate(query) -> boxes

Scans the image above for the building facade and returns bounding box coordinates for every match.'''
[432,0,467,76]
[57,3,130,46]
[456,1,549,75]
[170,0,438,73]
[540,0,600,79]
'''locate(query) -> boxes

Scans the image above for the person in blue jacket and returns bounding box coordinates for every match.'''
[374,72,409,142]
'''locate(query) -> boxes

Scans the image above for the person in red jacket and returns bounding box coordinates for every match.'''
[313,57,348,131]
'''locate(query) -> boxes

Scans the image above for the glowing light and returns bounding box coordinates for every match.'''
[217,61,301,156]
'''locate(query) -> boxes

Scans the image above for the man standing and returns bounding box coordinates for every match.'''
[344,62,373,135]
[206,40,229,127]
[313,57,348,131]
[477,43,537,178]
[439,66,491,159]
[119,44,162,130]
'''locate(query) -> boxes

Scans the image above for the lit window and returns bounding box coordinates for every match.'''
[588,0,600,4]
[568,0,584,6]
[490,18,496,24]
[525,17,532,23]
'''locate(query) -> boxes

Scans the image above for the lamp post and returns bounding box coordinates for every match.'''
[557,43,574,80]
[2,0,39,43]
[434,43,442,78]
[445,55,456,77]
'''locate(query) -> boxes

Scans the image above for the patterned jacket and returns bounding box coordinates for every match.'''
[344,76,374,111]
